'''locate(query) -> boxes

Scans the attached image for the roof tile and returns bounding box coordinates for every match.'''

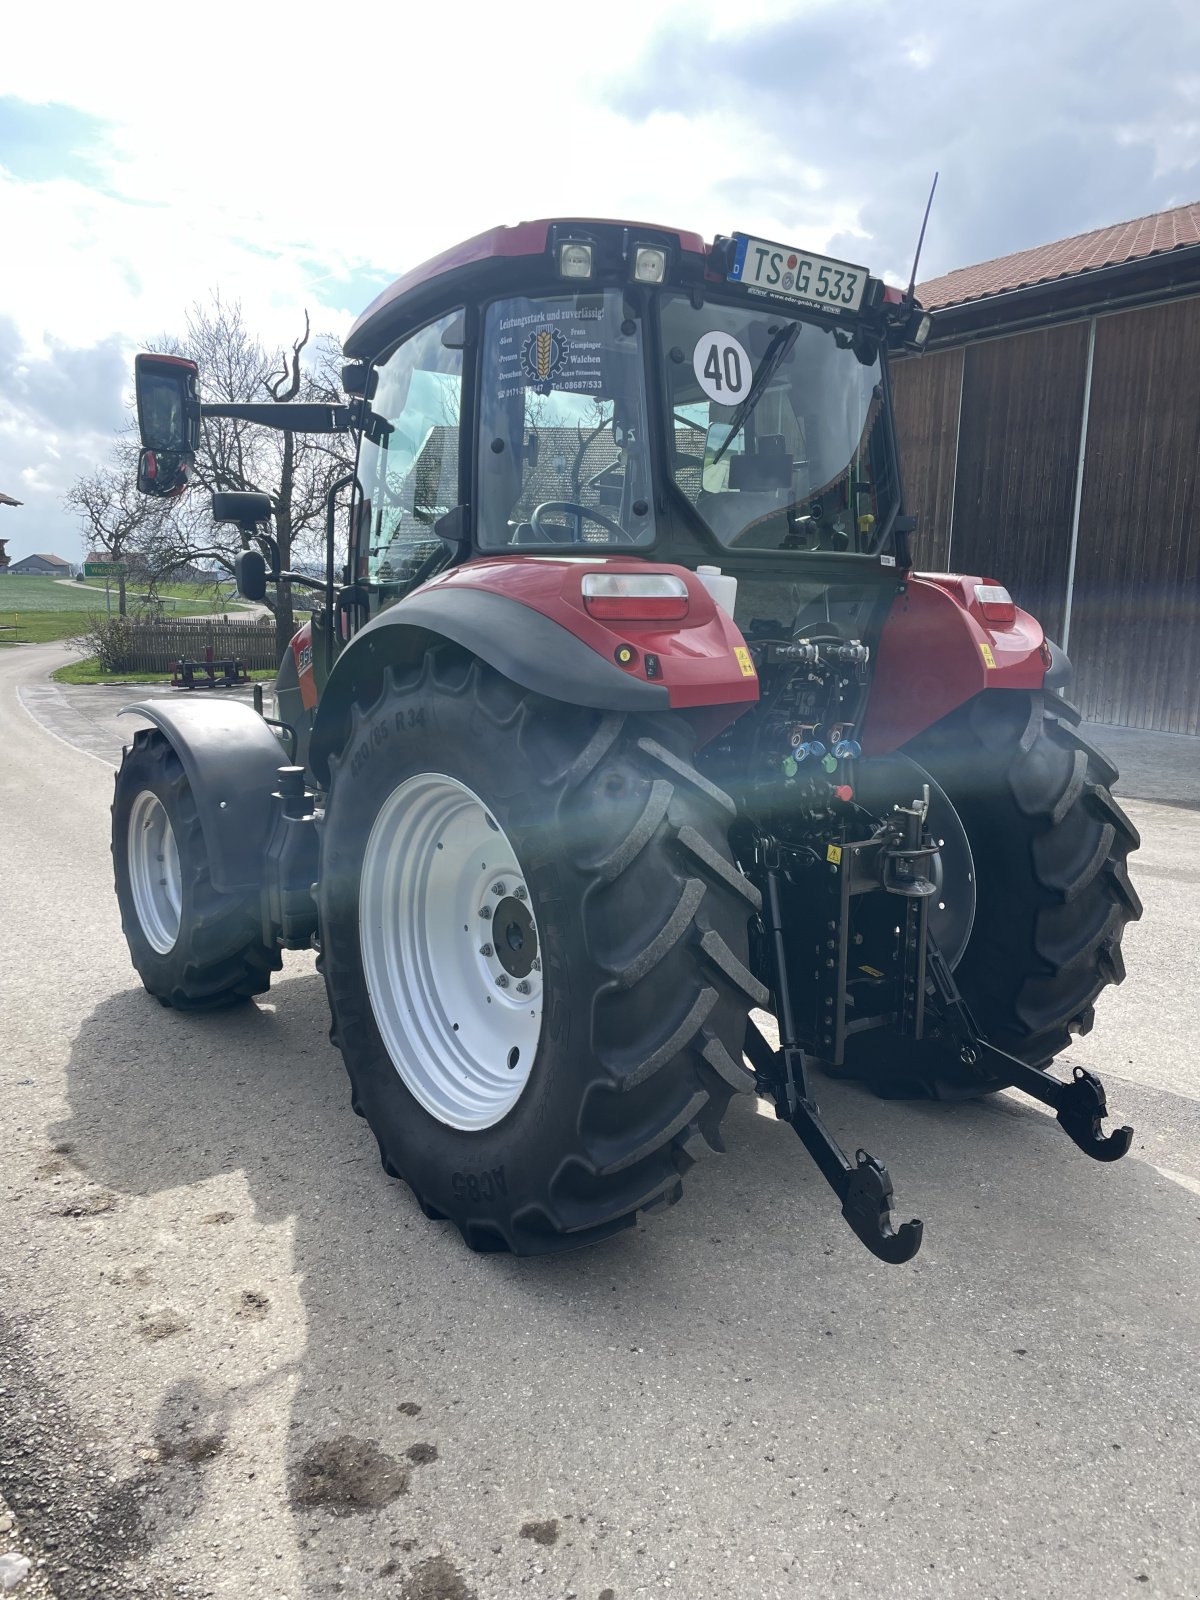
[918,201,1200,310]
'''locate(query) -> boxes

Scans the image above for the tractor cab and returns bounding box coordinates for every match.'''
[133,218,928,654]
[342,220,926,626]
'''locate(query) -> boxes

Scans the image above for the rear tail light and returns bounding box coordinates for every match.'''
[973,583,1016,624]
[582,572,689,621]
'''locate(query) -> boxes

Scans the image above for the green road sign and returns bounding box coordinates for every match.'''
[83,561,127,578]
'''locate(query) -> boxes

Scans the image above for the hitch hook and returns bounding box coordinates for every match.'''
[841,1149,924,1264]
[1055,1065,1134,1163]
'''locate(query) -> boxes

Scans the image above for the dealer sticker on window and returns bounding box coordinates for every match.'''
[728,234,868,313]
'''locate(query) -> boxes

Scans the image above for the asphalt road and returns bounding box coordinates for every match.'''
[2,642,1197,1600]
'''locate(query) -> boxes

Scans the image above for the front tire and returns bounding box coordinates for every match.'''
[112,729,281,1009]
[832,691,1141,1097]
[316,649,764,1254]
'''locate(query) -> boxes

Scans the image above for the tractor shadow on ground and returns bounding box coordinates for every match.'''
[57,969,1200,1594]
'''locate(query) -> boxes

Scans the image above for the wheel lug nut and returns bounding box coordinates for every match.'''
[492,881,507,896]
[479,905,492,918]
[514,884,527,901]
[496,975,509,989]
[479,944,493,958]
[531,958,541,972]
[516,980,531,995]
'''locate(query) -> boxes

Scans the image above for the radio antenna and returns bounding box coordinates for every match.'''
[906,172,939,303]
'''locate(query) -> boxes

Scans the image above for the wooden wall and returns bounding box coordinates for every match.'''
[892,295,1200,732]
[948,323,1089,644]
[1069,298,1200,733]
[890,348,961,568]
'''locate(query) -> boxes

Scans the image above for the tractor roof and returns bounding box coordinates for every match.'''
[345,218,708,359]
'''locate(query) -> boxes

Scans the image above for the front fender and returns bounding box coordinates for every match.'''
[120,699,288,892]
[310,558,758,787]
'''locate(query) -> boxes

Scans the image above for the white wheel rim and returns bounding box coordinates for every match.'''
[359,772,543,1131]
[128,790,182,955]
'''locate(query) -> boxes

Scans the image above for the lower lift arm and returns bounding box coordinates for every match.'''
[749,842,1131,1265]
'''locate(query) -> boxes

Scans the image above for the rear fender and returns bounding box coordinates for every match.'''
[860,574,1048,756]
[119,699,289,892]
[309,557,759,786]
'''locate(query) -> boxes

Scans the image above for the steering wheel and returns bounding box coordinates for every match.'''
[530,501,628,544]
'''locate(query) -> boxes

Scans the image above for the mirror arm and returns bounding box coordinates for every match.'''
[276,570,327,593]
[199,402,355,434]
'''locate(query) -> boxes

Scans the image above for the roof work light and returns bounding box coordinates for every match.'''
[557,241,594,279]
[632,245,669,284]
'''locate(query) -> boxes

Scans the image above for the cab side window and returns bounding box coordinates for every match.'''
[358,312,463,593]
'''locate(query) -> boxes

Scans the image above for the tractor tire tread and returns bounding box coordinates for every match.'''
[112,729,280,1011]
[317,649,758,1254]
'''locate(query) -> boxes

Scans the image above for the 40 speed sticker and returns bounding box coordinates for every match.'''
[694,330,752,405]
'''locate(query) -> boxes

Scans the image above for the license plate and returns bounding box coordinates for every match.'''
[728,234,868,313]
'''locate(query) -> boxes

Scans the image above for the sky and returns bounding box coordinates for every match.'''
[1,0,1197,564]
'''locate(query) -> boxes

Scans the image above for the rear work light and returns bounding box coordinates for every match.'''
[582,572,689,621]
[557,241,593,279]
[974,583,1017,624]
[632,244,669,284]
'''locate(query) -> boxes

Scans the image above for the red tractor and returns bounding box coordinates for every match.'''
[114,219,1140,1262]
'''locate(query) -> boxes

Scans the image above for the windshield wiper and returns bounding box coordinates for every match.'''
[711,322,800,465]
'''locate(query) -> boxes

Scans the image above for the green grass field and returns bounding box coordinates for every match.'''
[0,575,248,645]
[52,658,277,685]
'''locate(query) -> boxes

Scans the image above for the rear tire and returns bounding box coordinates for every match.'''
[831,691,1141,1098]
[316,649,763,1254]
[112,729,280,1009]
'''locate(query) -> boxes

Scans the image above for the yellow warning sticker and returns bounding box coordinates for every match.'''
[826,843,842,865]
[734,646,756,678]
[979,642,997,669]
[859,964,885,978]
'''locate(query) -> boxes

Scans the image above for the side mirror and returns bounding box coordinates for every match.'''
[341,361,378,399]
[234,549,268,602]
[134,354,200,498]
[212,491,274,529]
[701,423,742,493]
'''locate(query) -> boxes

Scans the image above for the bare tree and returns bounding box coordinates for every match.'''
[64,451,169,616]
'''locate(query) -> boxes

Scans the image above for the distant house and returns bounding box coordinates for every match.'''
[6,552,74,577]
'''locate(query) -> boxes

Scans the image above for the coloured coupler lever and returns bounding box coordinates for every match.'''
[924,938,1133,1163]
[747,853,923,1264]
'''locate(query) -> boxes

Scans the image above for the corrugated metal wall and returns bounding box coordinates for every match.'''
[893,295,1200,732]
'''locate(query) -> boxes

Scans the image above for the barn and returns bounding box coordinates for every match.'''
[892,202,1200,734]
[4,552,74,577]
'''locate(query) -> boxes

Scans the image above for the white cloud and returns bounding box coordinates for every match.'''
[0,0,1194,560]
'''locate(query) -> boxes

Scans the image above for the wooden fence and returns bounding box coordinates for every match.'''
[119,617,280,673]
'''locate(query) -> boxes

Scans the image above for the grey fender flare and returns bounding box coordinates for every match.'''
[1043,638,1074,695]
[120,699,289,893]
[308,586,669,787]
